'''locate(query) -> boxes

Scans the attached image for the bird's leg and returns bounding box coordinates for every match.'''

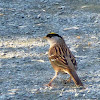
[46,71,58,87]
[66,76,71,83]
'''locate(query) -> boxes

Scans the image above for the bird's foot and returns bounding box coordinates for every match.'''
[44,83,55,87]
[66,77,71,83]
[66,79,71,83]
[45,83,52,87]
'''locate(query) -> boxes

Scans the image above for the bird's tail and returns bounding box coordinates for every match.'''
[68,70,83,87]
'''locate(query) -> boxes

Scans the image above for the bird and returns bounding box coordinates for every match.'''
[43,32,83,87]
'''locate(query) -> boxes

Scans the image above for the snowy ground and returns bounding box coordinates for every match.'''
[0,0,100,100]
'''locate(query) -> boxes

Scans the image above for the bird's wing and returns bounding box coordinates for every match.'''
[49,44,77,70]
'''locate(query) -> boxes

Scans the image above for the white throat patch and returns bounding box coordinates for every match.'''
[47,36,59,47]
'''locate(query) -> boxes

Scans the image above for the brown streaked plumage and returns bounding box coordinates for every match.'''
[44,32,83,87]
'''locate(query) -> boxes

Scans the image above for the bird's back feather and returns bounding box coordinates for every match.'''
[48,44,77,71]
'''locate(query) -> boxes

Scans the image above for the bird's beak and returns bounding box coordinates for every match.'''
[43,36,47,39]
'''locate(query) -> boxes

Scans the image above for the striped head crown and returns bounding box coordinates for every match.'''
[46,32,62,38]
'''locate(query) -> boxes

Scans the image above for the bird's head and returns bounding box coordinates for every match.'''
[43,32,64,47]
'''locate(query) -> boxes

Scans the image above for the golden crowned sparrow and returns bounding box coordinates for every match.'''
[44,32,83,87]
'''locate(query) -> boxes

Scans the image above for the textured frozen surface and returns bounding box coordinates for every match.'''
[0,0,100,100]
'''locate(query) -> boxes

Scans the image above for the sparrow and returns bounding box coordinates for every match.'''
[43,32,83,87]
